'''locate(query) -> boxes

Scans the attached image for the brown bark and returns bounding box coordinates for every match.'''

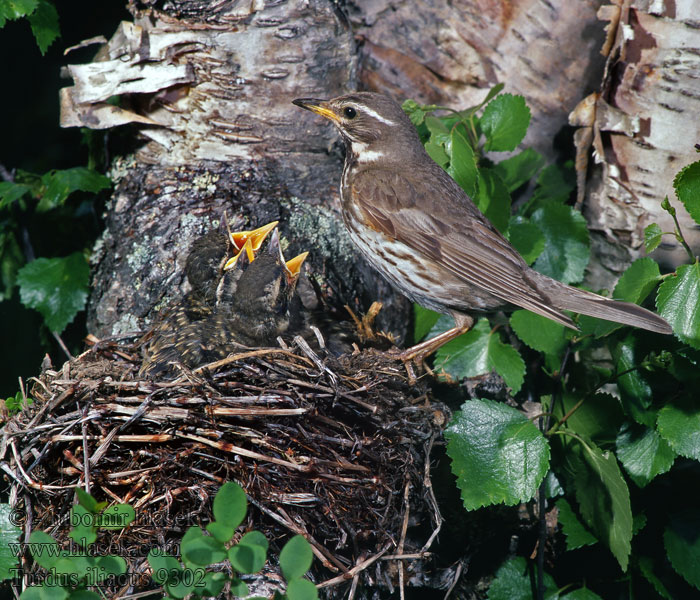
[572,0,700,287]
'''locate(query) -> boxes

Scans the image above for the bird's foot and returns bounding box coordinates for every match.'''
[396,349,435,385]
[395,316,473,384]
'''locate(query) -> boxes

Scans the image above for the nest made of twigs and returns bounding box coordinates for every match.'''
[2,333,447,597]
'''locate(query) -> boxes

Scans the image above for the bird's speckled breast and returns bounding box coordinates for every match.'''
[340,163,507,315]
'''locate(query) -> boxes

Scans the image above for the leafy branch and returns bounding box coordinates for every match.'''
[406,88,700,598]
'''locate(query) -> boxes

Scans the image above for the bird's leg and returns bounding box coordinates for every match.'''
[399,312,473,367]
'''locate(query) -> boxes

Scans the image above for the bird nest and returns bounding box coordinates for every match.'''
[2,333,447,597]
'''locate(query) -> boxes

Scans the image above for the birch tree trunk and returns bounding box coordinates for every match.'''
[572,0,700,289]
[61,1,412,339]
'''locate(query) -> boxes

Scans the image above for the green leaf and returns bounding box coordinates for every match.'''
[19,587,43,600]
[614,257,661,304]
[445,399,550,510]
[228,531,268,574]
[544,471,564,498]
[425,140,449,167]
[657,261,700,349]
[413,304,441,343]
[279,535,313,581]
[95,555,127,578]
[180,527,226,567]
[0,182,31,209]
[476,83,505,110]
[205,521,234,544]
[202,572,228,597]
[434,318,525,392]
[637,555,674,600]
[492,148,545,192]
[74,489,98,513]
[147,549,181,585]
[32,583,68,600]
[673,159,700,226]
[481,93,531,152]
[531,203,589,284]
[57,552,94,579]
[38,167,110,212]
[0,0,38,24]
[98,504,135,529]
[447,127,478,197]
[557,393,623,446]
[633,512,648,535]
[0,504,21,581]
[165,571,197,600]
[612,335,654,426]
[657,396,700,460]
[5,391,30,414]
[566,436,633,571]
[506,216,545,265]
[27,0,59,55]
[402,99,427,126]
[486,556,557,600]
[28,531,63,569]
[17,253,89,333]
[532,163,576,206]
[556,498,597,550]
[239,530,268,552]
[213,481,247,530]
[69,505,97,546]
[286,578,319,600]
[616,422,675,488]
[0,225,24,300]
[664,510,700,590]
[474,168,511,233]
[424,115,450,145]
[510,309,568,358]
[229,543,266,574]
[644,223,663,253]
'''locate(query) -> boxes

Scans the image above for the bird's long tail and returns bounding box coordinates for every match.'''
[530,272,673,335]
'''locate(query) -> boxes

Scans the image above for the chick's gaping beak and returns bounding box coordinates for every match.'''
[292,98,339,123]
[223,237,256,271]
[230,220,279,253]
[284,252,309,280]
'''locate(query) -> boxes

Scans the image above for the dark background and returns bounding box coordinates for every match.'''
[0,2,129,398]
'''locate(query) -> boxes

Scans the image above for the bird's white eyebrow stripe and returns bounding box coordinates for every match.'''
[358,105,397,126]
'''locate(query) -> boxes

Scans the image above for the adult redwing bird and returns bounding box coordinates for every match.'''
[292,93,671,361]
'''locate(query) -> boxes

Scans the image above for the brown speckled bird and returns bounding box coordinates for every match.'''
[140,224,307,378]
[293,92,672,361]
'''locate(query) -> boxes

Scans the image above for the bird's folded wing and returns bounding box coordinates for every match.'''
[352,169,576,328]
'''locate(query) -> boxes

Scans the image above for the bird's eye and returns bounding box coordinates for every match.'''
[343,106,357,119]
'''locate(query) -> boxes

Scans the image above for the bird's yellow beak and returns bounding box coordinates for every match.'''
[284,251,309,278]
[292,98,339,124]
[223,237,256,271]
[229,220,279,253]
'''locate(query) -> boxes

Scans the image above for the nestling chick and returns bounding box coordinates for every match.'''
[140,224,307,378]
